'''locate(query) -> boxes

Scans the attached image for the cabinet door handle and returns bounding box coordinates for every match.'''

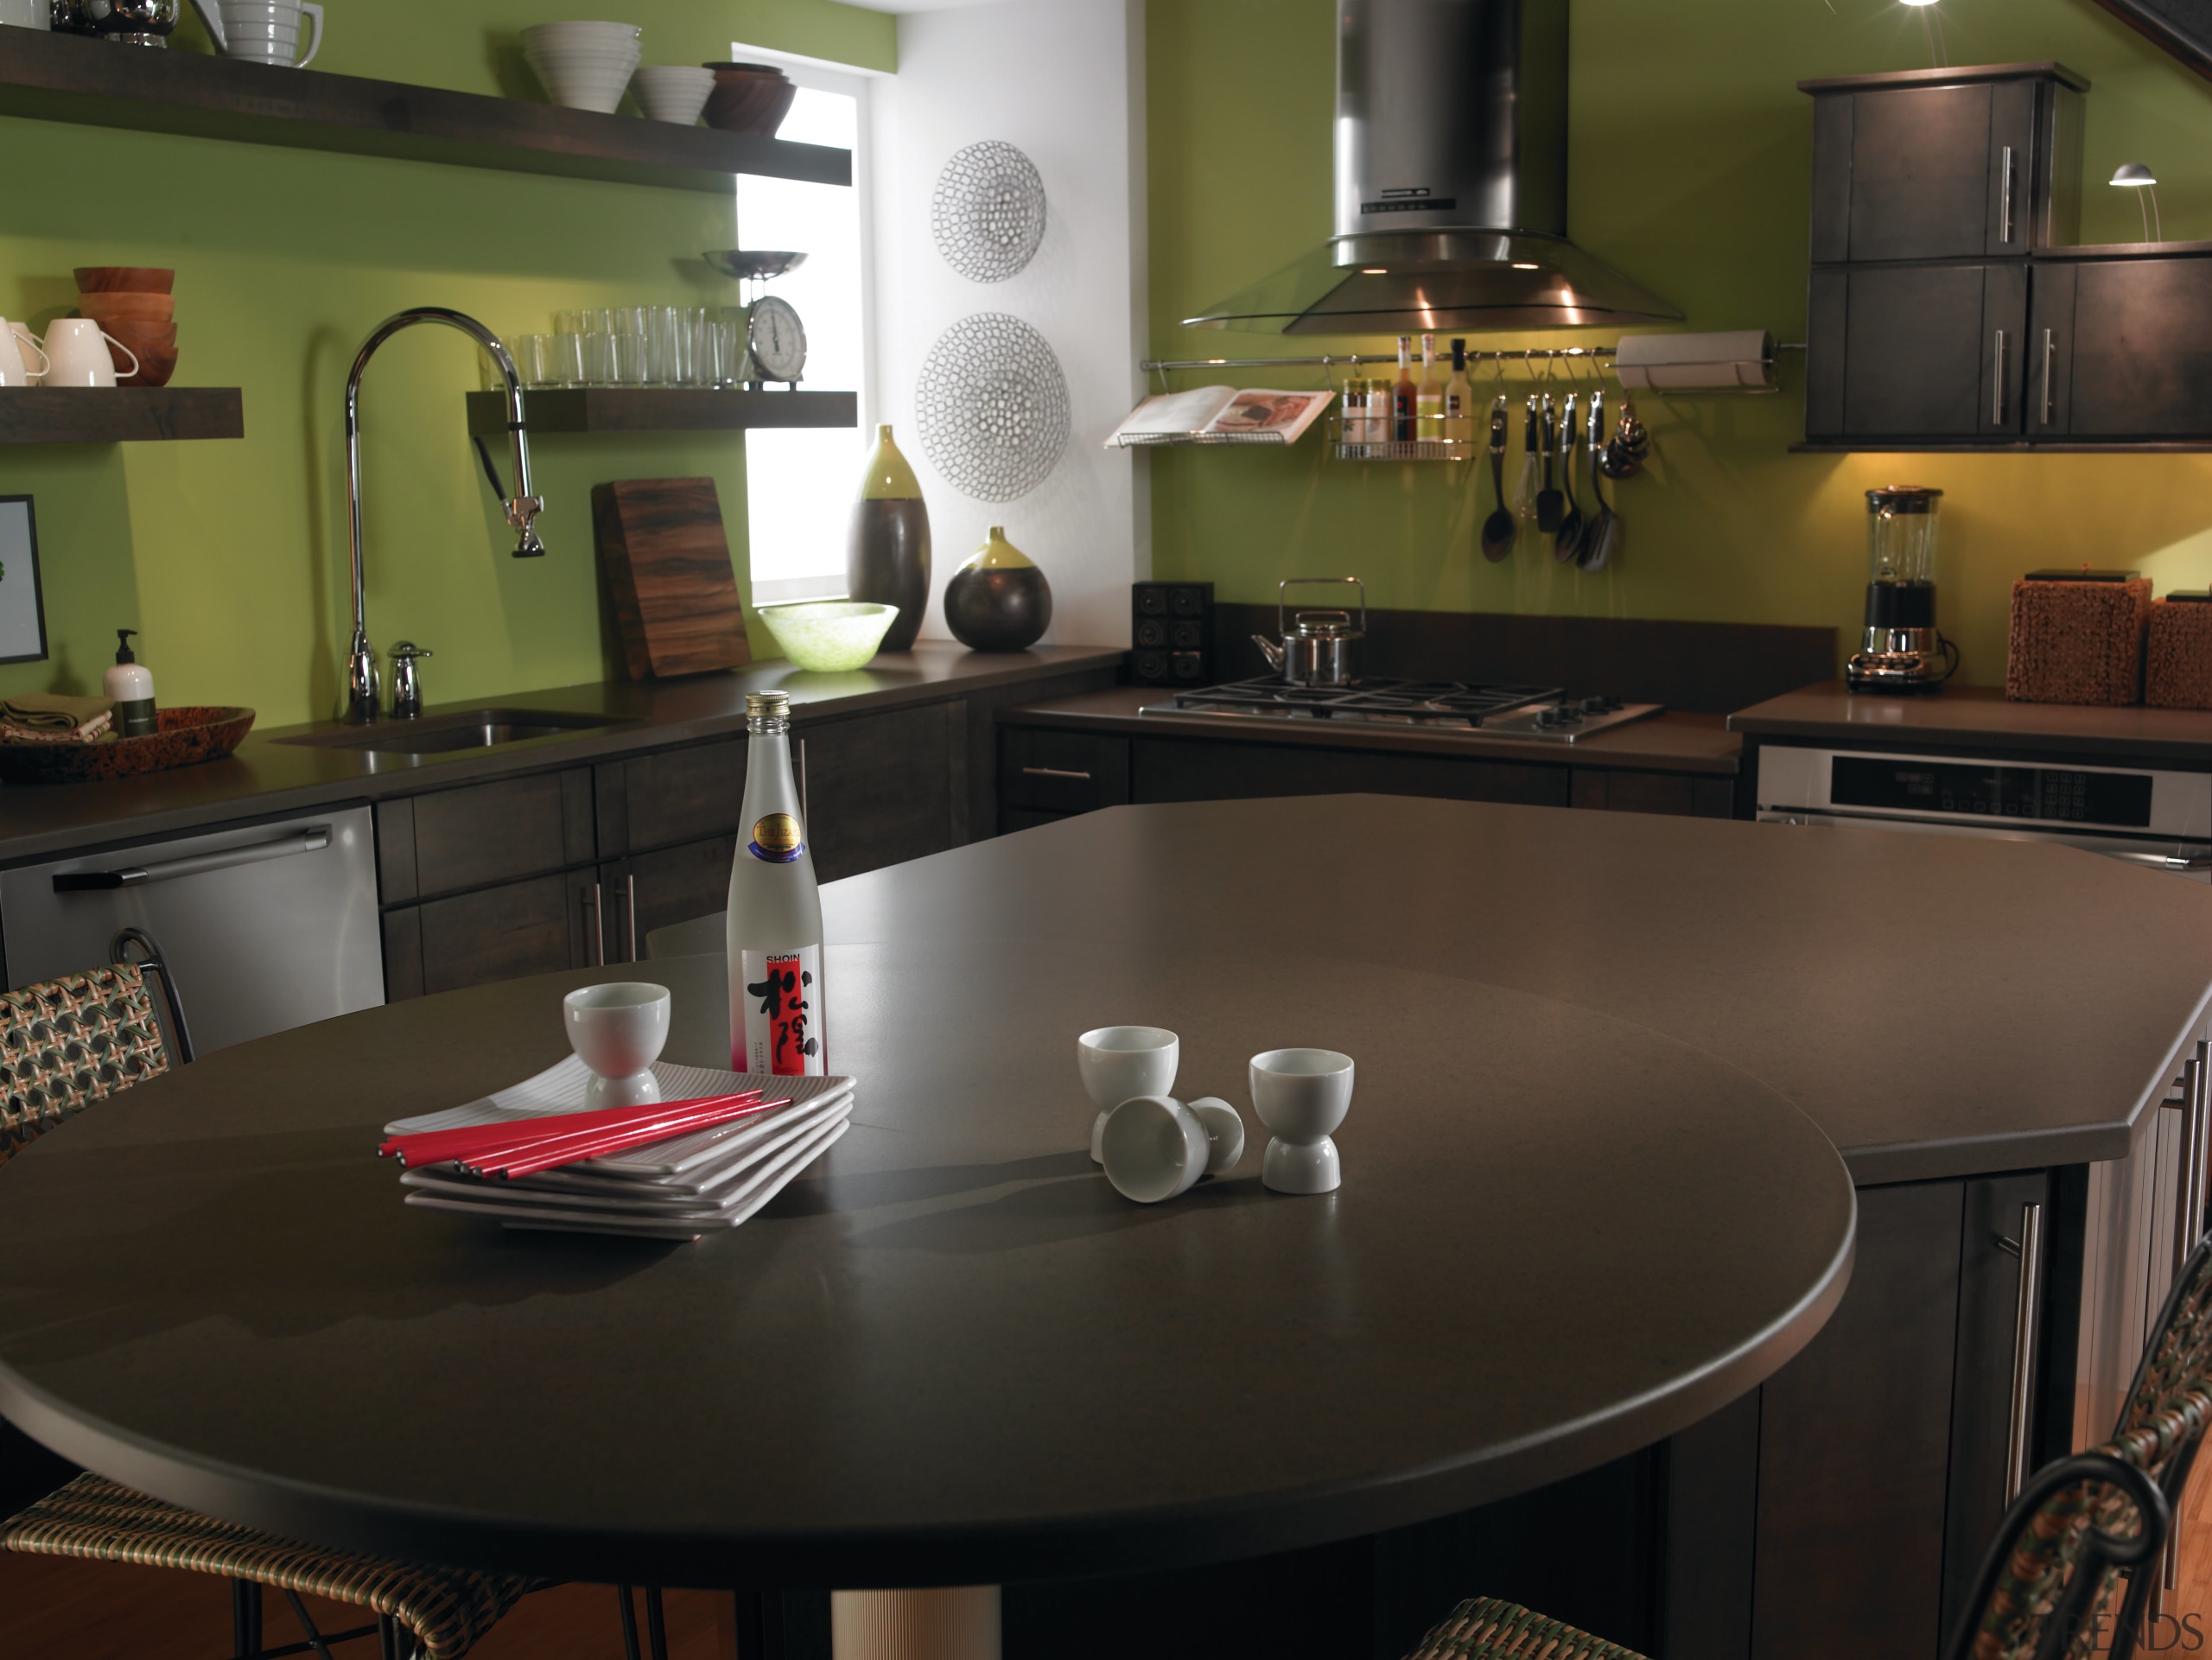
[2002,1199,2046,1504]
[2041,329,2056,425]
[1993,330,2006,423]
[53,829,330,891]
[1021,766,1093,780]
[2163,1043,2210,1591]
[588,881,605,968]
[1999,145,2014,245]
[625,873,639,964]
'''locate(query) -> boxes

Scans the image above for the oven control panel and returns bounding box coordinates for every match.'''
[1758,745,2212,839]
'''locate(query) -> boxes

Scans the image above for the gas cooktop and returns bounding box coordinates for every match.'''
[1141,677,1664,742]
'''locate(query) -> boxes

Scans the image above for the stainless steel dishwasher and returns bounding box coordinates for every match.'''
[1,806,383,1053]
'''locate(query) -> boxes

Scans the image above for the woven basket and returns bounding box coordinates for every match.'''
[2147,601,2212,710]
[2005,579,2152,705]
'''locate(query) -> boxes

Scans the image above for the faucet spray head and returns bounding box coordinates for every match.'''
[506,495,547,558]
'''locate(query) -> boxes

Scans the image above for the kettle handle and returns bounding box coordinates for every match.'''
[188,0,226,52]
[1278,576,1367,639]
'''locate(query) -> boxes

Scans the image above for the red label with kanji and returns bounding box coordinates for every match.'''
[739,947,823,1076]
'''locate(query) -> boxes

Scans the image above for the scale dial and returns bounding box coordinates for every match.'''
[747,296,808,385]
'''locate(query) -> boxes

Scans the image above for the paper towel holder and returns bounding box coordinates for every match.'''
[1612,330,1778,395]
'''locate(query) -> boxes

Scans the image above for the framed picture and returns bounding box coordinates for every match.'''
[0,497,48,666]
[2093,1,2212,80]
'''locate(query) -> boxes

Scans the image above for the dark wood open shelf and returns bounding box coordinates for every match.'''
[0,387,243,444]
[1791,441,2212,453]
[467,387,857,436]
[0,29,849,194]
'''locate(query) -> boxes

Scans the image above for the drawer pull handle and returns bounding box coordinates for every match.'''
[54,829,331,891]
[1021,766,1093,780]
[2041,329,2056,425]
[2003,1199,2045,1505]
[1993,329,2005,423]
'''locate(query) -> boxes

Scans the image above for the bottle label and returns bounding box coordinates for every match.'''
[1446,392,1464,419]
[749,813,804,863]
[738,946,824,1075]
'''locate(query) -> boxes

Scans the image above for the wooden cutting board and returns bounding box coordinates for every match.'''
[591,477,753,678]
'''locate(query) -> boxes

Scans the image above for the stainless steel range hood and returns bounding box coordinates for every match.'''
[1184,0,1679,334]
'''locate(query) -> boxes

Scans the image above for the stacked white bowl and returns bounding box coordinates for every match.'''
[631,65,714,125]
[521,21,643,116]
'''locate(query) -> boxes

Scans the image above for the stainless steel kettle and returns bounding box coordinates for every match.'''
[1253,577,1366,687]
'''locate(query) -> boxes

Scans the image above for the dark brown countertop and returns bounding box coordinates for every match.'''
[1731,682,2212,766]
[0,645,1125,867]
[825,795,2212,1186]
[1001,687,1742,775]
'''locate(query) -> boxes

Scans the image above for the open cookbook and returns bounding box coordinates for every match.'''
[1106,386,1336,448]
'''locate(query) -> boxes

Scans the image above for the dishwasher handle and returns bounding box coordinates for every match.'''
[54,829,333,892]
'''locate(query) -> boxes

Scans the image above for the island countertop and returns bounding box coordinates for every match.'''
[824,794,2212,1186]
[0,645,1124,867]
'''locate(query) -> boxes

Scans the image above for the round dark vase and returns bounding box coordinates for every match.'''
[944,529,1052,652]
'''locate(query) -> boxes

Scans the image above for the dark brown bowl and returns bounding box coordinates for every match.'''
[105,320,179,389]
[701,62,796,136]
[73,266,175,295]
[0,706,254,786]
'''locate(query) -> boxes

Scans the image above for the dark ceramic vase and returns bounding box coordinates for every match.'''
[944,527,1052,653]
[846,425,931,653]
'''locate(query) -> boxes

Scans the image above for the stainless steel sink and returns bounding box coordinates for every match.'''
[277,709,637,757]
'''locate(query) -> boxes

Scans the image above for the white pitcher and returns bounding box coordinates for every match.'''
[191,0,322,67]
[0,321,49,389]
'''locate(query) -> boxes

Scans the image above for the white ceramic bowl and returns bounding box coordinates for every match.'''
[524,31,641,114]
[757,601,900,672]
[1077,1025,1179,1161]
[523,20,640,44]
[563,982,671,1083]
[1100,1095,1211,1205]
[632,64,714,124]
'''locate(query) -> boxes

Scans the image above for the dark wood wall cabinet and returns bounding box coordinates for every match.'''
[1797,62,2212,450]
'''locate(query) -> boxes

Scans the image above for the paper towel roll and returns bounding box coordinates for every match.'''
[832,1587,1001,1660]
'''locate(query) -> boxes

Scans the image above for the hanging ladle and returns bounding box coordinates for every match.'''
[1552,391,1584,563]
[1480,395,1515,562]
[1578,390,1620,571]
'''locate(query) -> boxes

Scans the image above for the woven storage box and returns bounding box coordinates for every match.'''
[2005,577,2152,704]
[2147,601,2212,709]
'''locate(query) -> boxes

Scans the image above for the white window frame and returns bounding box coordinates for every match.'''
[731,42,885,604]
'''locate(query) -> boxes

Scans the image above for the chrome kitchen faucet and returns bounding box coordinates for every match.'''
[340,308,545,723]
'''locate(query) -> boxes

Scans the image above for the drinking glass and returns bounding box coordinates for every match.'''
[581,329,614,386]
[642,305,677,386]
[543,332,585,388]
[608,332,645,386]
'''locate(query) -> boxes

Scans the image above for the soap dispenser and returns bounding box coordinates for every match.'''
[105,628,156,737]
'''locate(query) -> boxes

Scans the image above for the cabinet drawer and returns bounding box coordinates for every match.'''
[385,871,588,998]
[380,770,593,903]
[598,736,748,857]
[1000,728,1132,815]
[1131,738,1569,809]
[806,703,958,882]
[1570,770,1738,819]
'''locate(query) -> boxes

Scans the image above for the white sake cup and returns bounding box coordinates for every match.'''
[1100,1095,1211,1205]
[563,982,671,1110]
[0,321,47,388]
[1185,1096,1246,1174]
[1077,1025,1179,1162]
[1249,1048,1355,1195]
[41,318,137,388]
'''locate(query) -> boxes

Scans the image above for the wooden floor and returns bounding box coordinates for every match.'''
[3,1486,2210,1658]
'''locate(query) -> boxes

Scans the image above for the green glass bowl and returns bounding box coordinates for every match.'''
[756,601,901,671]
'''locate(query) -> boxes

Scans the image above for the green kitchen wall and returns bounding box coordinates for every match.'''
[0,0,893,728]
[1147,0,2212,687]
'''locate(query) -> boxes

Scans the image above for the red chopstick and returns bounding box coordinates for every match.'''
[379,1092,764,1164]
[467,1099,794,1180]
[438,1097,788,1176]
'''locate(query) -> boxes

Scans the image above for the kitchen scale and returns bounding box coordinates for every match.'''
[702,250,810,389]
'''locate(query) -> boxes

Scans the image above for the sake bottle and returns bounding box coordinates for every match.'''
[1416,333,1446,441]
[846,424,931,653]
[727,690,827,1077]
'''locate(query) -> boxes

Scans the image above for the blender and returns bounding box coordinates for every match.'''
[1847,487,1957,693]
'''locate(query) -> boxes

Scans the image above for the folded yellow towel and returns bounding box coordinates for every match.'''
[1,695,114,745]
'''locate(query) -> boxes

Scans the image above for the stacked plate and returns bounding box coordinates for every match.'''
[387,1055,854,1241]
[521,21,643,117]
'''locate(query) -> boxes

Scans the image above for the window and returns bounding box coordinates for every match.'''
[734,56,874,606]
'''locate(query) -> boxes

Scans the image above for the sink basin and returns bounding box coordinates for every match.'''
[278,709,637,757]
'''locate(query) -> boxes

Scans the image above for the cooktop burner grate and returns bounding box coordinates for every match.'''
[1141,677,1663,742]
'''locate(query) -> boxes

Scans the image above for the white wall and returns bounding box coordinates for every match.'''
[870,0,1148,649]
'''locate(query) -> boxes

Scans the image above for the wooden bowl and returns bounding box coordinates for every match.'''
[0,707,254,786]
[105,320,179,388]
[701,62,796,135]
[78,291,175,325]
[73,266,175,295]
